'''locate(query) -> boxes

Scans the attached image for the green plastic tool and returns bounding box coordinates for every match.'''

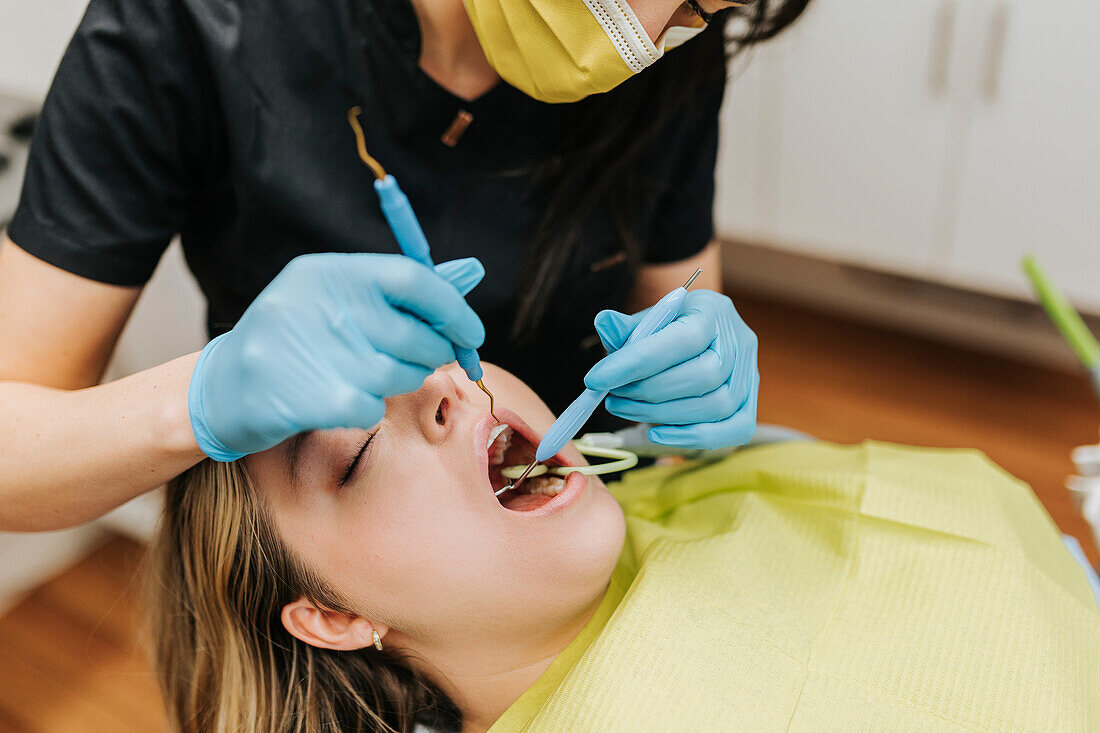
[1022,255,1100,398]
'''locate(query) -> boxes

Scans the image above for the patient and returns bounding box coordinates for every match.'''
[150,363,1100,733]
[152,362,625,732]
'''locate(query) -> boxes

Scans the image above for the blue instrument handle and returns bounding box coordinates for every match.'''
[374,176,484,382]
[536,285,689,461]
[375,176,434,266]
[455,348,484,382]
[537,389,604,462]
[625,287,688,345]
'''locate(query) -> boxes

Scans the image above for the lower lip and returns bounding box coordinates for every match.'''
[501,469,588,519]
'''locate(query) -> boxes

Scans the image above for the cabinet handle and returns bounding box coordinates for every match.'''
[927,0,957,99]
[981,3,1010,102]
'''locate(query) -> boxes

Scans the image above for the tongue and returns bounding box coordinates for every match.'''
[499,491,555,512]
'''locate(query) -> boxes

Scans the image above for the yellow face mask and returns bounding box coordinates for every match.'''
[463,0,705,103]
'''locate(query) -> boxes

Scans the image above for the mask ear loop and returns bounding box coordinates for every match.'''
[499,439,638,480]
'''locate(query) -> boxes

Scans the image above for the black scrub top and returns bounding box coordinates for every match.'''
[11,0,723,422]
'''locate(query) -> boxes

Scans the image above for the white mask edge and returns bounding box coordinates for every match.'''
[657,22,707,52]
[581,0,664,73]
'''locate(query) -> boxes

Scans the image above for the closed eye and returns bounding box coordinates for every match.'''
[338,430,377,487]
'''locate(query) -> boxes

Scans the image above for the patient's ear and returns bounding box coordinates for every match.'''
[280,597,387,651]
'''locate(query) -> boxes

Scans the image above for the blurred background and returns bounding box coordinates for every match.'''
[1,0,1098,729]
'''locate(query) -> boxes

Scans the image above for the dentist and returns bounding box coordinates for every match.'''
[0,0,809,529]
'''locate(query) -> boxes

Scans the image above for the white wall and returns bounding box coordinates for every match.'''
[0,0,88,99]
[103,242,208,381]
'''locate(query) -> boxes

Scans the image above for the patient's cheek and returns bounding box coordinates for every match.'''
[482,364,555,424]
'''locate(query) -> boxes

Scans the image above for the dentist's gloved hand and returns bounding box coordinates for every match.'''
[189,253,486,461]
[585,290,759,450]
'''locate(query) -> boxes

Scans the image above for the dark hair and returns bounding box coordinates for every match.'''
[512,0,813,341]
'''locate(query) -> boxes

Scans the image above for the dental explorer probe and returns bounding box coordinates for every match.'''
[497,268,703,496]
[348,108,497,419]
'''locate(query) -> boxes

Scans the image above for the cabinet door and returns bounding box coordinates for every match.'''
[715,49,773,242]
[732,0,969,275]
[949,0,1100,312]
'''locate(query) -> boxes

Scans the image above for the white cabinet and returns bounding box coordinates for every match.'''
[715,52,770,241]
[949,0,1100,310]
[763,0,966,274]
[717,0,1100,312]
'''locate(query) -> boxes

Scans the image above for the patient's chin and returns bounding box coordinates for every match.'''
[546,486,625,585]
[580,507,625,590]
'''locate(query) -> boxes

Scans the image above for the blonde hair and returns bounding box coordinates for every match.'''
[148,459,460,732]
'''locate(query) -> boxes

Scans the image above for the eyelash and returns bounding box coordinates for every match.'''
[338,431,377,487]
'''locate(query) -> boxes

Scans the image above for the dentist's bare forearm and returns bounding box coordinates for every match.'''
[0,352,205,531]
[630,241,722,312]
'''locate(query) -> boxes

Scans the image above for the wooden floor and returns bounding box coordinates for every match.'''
[1,293,1097,731]
[0,536,167,731]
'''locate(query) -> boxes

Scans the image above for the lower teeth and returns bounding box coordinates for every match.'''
[523,475,565,496]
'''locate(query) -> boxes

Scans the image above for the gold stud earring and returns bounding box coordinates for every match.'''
[372,629,383,652]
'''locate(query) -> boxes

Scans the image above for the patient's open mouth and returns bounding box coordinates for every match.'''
[485,423,567,512]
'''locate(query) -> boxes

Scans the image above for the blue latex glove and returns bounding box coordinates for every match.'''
[189,253,486,461]
[585,290,759,450]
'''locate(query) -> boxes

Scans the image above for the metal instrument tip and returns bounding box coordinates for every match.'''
[476,379,499,423]
[495,459,539,496]
[347,107,388,181]
[683,268,703,290]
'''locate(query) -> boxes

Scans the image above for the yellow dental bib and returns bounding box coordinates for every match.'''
[490,441,1100,731]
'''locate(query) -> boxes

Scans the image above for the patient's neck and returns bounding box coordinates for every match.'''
[407,591,606,733]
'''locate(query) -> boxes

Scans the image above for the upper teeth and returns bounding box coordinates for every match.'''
[487,425,513,467]
[486,424,510,449]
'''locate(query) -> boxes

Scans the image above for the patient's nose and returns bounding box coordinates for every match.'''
[415,368,464,444]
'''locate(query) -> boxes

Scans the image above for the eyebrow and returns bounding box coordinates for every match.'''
[285,431,315,489]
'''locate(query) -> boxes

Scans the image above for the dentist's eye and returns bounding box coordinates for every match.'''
[338,430,377,487]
